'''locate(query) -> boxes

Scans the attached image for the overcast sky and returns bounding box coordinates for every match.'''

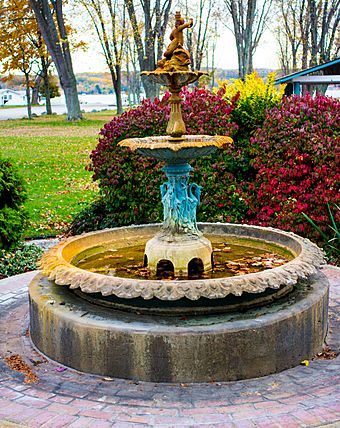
[71,7,280,74]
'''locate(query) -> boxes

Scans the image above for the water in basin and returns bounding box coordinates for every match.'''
[74,235,293,280]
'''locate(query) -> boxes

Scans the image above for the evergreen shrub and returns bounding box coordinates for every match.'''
[0,157,28,250]
[0,243,43,279]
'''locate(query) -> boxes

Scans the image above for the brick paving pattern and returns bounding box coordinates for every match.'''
[0,267,339,427]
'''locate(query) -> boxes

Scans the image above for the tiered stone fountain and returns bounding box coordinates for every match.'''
[29,12,329,382]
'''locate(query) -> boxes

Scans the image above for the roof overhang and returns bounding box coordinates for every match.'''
[275,58,340,84]
[290,75,340,84]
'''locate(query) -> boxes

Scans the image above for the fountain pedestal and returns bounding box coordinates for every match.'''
[144,161,212,276]
[145,234,212,277]
[118,132,231,278]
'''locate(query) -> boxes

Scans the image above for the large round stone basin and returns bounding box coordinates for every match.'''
[29,270,329,383]
[30,223,329,383]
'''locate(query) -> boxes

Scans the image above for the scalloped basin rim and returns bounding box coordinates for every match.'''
[39,223,326,301]
[118,135,233,152]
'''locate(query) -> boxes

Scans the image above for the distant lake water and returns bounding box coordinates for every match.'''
[1,88,339,121]
[51,93,132,107]
[0,94,132,120]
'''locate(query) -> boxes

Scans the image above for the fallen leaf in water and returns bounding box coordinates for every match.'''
[300,360,309,366]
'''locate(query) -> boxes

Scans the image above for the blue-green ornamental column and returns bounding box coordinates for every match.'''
[160,163,201,236]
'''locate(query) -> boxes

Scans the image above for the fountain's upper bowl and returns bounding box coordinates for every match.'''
[118,135,232,161]
[141,70,207,89]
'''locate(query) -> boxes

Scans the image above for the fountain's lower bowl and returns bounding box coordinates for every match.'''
[39,223,325,301]
[29,223,329,382]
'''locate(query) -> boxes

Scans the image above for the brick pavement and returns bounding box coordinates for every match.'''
[0,267,339,428]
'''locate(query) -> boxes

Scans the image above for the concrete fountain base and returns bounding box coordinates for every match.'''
[144,233,213,276]
[29,271,329,383]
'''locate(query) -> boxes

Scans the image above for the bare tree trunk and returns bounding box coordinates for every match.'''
[24,72,32,119]
[210,19,218,88]
[79,0,125,114]
[275,1,303,73]
[125,0,172,100]
[276,0,339,76]
[125,38,140,105]
[126,60,133,106]
[276,27,290,74]
[195,0,214,71]
[32,52,53,115]
[62,83,80,119]
[308,0,318,66]
[32,72,42,105]
[112,65,123,114]
[307,0,340,64]
[141,77,158,100]
[224,0,273,79]
[29,0,82,121]
[41,57,52,115]
[44,77,52,115]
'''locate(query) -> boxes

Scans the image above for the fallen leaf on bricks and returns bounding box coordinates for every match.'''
[5,354,38,384]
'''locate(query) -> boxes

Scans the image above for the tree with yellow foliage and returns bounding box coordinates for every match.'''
[0,0,44,118]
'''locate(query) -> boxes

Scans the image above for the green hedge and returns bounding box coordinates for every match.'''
[0,157,28,250]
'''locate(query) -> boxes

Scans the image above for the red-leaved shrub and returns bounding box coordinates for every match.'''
[246,94,340,238]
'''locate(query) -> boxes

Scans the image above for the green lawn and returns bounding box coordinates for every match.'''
[0,105,26,109]
[0,112,115,237]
